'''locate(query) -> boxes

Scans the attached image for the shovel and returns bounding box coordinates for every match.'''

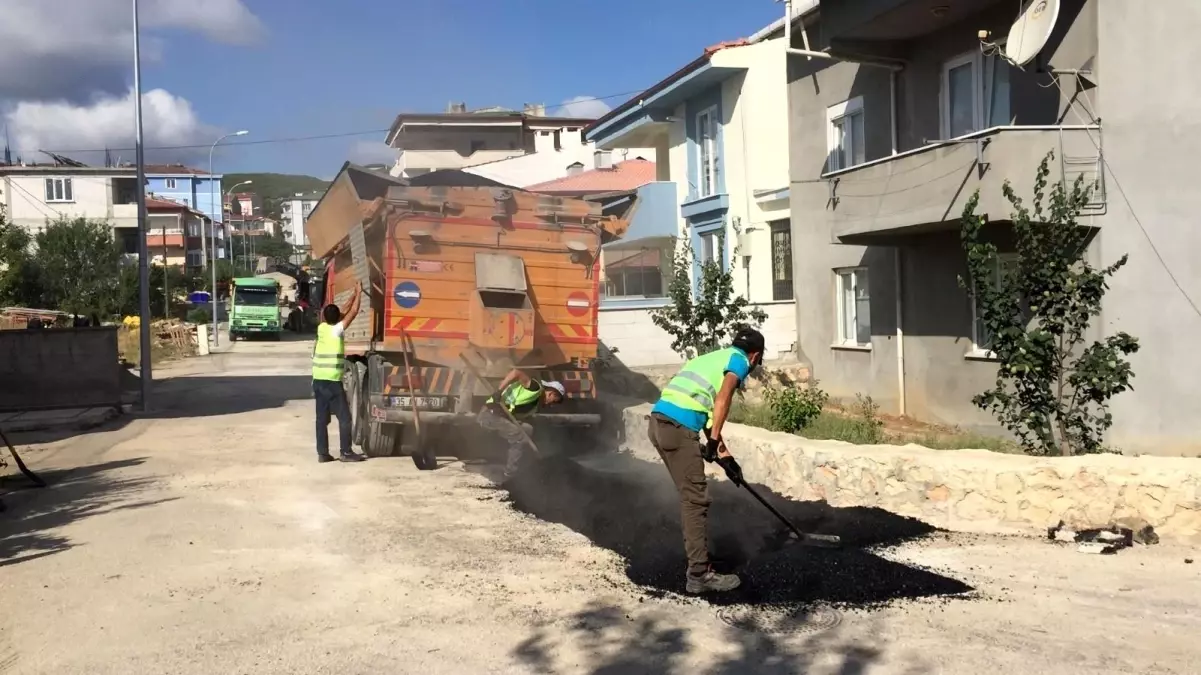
[702,431,840,549]
[459,354,540,458]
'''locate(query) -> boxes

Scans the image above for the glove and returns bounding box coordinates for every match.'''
[701,437,719,463]
[717,455,744,487]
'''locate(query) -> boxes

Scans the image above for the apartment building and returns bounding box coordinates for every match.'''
[786,0,1201,454]
[143,163,224,223]
[0,160,226,262]
[385,103,655,188]
[280,192,321,250]
[146,197,214,269]
[584,28,799,363]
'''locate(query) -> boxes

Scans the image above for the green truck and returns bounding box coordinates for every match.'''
[229,277,282,341]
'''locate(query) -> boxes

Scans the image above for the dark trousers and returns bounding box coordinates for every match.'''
[314,379,352,457]
[648,414,709,577]
[476,407,528,472]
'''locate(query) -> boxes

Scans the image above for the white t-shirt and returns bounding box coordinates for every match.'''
[330,322,345,338]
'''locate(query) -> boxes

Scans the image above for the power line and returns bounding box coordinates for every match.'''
[37,88,646,156]
[1047,74,1201,321]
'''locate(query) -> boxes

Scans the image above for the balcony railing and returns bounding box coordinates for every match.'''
[820,125,1104,243]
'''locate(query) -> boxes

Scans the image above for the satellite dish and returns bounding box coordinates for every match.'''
[1006,0,1061,66]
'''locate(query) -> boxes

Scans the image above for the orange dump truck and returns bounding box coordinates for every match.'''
[305,165,631,469]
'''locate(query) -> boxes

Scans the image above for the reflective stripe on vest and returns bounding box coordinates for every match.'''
[312,322,345,381]
[658,347,743,428]
[487,380,542,419]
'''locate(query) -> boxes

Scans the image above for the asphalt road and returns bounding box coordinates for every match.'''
[0,337,1197,674]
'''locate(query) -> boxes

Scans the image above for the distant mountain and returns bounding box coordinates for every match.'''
[223,173,330,219]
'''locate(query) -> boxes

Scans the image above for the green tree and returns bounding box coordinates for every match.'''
[650,223,767,359]
[0,207,43,308]
[34,218,124,318]
[960,152,1138,456]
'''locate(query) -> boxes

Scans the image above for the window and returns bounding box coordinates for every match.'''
[165,178,177,189]
[699,231,722,268]
[603,245,670,299]
[695,106,719,197]
[302,202,313,214]
[827,97,865,172]
[180,198,189,207]
[942,50,1013,138]
[835,267,871,347]
[186,251,204,267]
[769,220,794,301]
[44,178,74,203]
[970,253,1019,354]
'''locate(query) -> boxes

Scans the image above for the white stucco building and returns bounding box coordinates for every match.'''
[280,192,321,250]
[584,28,798,365]
[384,103,655,188]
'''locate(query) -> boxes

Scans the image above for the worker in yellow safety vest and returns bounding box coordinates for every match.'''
[312,282,366,463]
[476,369,567,478]
[648,326,765,594]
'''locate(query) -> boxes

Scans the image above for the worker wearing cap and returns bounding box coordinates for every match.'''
[312,282,367,464]
[648,327,766,594]
[477,369,567,478]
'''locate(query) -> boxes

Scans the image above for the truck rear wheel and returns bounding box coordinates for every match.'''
[364,420,400,457]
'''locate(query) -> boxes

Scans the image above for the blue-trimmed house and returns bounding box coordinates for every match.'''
[584,30,798,365]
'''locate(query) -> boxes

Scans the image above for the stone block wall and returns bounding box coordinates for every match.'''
[617,403,1201,542]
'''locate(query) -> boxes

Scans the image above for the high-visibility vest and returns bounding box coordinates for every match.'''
[657,347,746,430]
[312,322,345,381]
[487,380,543,419]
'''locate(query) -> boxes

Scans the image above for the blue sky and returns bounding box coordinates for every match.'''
[149,0,784,178]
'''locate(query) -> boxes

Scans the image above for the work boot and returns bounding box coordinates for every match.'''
[317,454,335,464]
[339,452,366,463]
[685,566,741,594]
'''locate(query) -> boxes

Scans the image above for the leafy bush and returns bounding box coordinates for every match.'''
[186,307,212,325]
[650,220,767,359]
[961,152,1138,456]
[762,382,828,433]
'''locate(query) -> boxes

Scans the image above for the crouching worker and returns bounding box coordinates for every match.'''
[648,327,765,594]
[476,369,567,478]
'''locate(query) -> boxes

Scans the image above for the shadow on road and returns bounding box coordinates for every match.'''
[0,457,169,567]
[514,601,905,674]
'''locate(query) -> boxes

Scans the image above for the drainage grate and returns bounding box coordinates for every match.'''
[716,604,843,635]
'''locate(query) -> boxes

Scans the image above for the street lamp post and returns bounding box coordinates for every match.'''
[223,180,252,274]
[132,0,152,411]
[208,130,249,347]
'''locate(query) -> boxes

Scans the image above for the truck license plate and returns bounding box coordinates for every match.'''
[389,396,446,410]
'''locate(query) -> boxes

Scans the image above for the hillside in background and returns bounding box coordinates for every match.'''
[224,173,329,218]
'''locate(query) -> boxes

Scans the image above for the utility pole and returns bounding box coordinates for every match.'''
[132,0,152,412]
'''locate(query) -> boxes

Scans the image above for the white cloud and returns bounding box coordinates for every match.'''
[0,0,263,102]
[554,96,612,120]
[5,88,220,165]
[348,141,398,167]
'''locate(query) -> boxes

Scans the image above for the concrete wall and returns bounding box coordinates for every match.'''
[0,327,122,412]
[1092,0,1201,455]
[619,403,1201,542]
[597,301,799,369]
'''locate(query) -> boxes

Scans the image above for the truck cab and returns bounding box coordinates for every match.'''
[229,277,282,340]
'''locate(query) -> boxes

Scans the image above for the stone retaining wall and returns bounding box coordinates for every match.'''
[617,403,1201,542]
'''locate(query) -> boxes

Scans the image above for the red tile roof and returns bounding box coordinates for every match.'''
[145,197,190,211]
[525,159,656,195]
